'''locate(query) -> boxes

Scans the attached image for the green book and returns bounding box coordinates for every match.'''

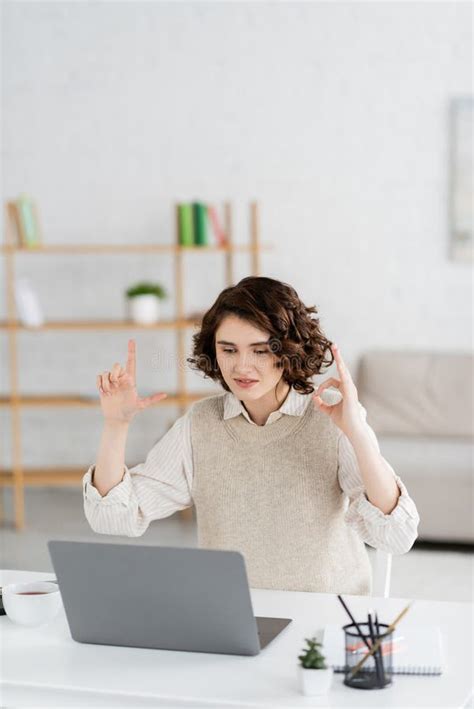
[193,202,208,246]
[17,194,40,247]
[178,203,194,246]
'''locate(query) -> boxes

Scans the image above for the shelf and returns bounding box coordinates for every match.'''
[0,318,204,331]
[0,392,218,407]
[0,244,272,254]
[0,467,193,488]
[0,467,87,486]
[2,200,265,529]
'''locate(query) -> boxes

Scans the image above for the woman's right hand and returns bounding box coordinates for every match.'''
[96,339,167,423]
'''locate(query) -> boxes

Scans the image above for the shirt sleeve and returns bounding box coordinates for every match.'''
[338,403,420,554]
[82,408,194,537]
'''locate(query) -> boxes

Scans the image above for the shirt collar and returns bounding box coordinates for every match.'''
[223,385,312,426]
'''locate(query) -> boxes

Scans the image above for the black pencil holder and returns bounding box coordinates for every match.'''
[342,622,393,689]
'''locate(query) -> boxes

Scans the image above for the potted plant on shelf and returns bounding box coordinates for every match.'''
[125,282,167,325]
[297,636,333,696]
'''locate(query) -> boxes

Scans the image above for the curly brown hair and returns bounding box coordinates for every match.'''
[187,276,334,395]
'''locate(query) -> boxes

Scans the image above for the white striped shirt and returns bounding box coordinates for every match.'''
[82,388,420,553]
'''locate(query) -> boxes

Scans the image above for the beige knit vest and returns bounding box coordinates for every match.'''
[190,392,372,595]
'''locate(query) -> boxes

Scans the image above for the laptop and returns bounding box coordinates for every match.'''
[47,540,292,656]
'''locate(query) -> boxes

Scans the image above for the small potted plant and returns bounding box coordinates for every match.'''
[297,636,333,696]
[125,282,167,325]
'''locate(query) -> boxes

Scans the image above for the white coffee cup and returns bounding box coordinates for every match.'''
[2,581,62,626]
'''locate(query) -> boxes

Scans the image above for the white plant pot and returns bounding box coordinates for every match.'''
[128,295,161,325]
[297,665,333,696]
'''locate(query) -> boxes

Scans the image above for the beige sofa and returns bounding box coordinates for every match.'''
[356,351,474,545]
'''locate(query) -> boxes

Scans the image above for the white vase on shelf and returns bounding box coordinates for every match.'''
[127,295,161,325]
[14,278,44,327]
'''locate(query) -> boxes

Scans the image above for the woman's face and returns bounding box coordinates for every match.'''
[214,315,284,399]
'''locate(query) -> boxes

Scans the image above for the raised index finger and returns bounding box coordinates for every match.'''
[331,343,350,383]
[126,339,136,381]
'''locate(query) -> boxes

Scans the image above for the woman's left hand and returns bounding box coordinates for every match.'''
[312,344,366,439]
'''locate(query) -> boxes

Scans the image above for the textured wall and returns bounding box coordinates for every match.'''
[1,1,472,468]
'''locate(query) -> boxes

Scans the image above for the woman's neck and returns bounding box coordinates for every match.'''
[241,380,291,426]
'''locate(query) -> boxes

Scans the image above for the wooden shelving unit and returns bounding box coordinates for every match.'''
[0,318,202,331]
[1,201,271,529]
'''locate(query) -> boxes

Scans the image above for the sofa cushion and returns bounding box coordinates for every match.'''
[356,351,473,438]
[377,436,474,543]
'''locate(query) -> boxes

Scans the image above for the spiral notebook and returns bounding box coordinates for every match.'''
[322,624,444,675]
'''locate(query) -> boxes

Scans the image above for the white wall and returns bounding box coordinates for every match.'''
[1,1,472,468]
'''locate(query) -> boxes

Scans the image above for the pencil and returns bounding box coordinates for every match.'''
[374,611,386,678]
[349,603,412,679]
[368,610,385,685]
[336,594,372,651]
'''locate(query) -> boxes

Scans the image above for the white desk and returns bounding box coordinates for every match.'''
[1,569,473,708]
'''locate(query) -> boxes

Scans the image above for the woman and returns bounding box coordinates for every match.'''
[83,276,419,595]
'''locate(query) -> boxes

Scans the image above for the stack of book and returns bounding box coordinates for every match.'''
[177,202,227,247]
[6,195,42,248]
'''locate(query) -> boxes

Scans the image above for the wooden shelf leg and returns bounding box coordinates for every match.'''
[13,473,25,531]
[224,202,234,286]
[174,202,187,421]
[179,507,194,522]
[11,402,25,530]
[4,204,25,530]
[250,201,260,275]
